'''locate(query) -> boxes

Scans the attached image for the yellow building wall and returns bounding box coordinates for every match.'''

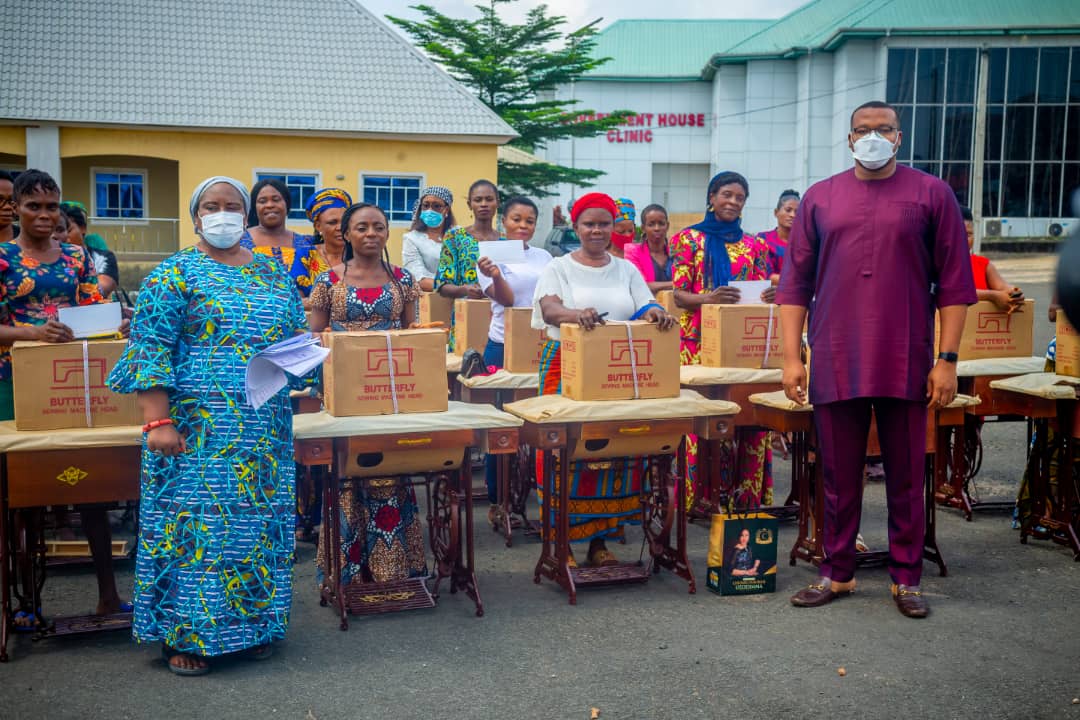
[59,127,499,262]
[0,126,26,158]
[61,155,180,219]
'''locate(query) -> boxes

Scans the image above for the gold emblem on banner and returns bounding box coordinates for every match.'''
[757,528,774,544]
[57,466,88,486]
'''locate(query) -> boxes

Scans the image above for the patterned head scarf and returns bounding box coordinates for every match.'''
[60,200,89,215]
[615,197,636,224]
[410,185,454,223]
[188,176,250,225]
[305,188,353,223]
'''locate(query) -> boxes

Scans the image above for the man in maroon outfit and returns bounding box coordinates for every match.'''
[776,101,976,618]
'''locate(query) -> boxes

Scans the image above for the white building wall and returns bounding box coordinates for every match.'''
[541,79,712,229]
[828,40,887,174]
[739,59,799,233]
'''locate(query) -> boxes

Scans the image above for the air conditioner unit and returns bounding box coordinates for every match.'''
[984,219,1002,237]
[1047,219,1073,237]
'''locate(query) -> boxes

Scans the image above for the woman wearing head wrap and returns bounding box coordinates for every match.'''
[670,171,774,509]
[240,178,322,299]
[402,185,455,292]
[305,188,352,271]
[108,176,311,676]
[610,197,637,258]
[756,189,800,281]
[532,191,676,566]
[435,179,501,350]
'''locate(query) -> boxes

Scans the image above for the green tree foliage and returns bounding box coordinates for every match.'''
[388,1,634,197]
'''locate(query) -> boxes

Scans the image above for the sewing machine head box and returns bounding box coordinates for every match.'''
[700,304,785,369]
[419,291,454,328]
[321,329,449,416]
[503,307,548,374]
[558,321,680,401]
[1057,313,1079,378]
[935,300,1035,360]
[452,298,493,357]
[11,339,140,431]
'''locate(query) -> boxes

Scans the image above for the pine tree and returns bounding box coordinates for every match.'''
[388,1,634,198]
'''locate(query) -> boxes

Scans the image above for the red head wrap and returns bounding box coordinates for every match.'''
[569,192,618,224]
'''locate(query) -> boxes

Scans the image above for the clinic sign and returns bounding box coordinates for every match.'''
[572,112,708,144]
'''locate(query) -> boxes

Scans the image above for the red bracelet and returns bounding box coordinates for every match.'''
[142,418,174,433]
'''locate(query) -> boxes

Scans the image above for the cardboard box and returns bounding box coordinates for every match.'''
[936,300,1035,360]
[503,307,548,374]
[322,329,449,416]
[559,321,680,401]
[699,304,784,369]
[1057,313,1080,378]
[452,298,492,356]
[656,290,679,317]
[12,339,141,431]
[418,291,453,327]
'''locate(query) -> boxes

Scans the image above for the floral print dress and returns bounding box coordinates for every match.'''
[309,265,428,584]
[670,228,774,509]
[240,231,327,297]
[0,242,102,382]
[434,227,502,351]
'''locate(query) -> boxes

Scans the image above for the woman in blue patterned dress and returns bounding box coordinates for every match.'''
[310,203,428,584]
[434,179,501,351]
[109,176,309,676]
[240,178,326,299]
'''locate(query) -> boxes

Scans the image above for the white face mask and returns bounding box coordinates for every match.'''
[198,211,245,249]
[851,132,898,170]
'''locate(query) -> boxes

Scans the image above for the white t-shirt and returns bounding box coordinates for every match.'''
[477,244,553,343]
[531,253,657,341]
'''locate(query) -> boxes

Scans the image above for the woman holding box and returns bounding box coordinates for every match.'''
[670,171,774,509]
[308,202,428,587]
[0,169,130,631]
[434,179,501,351]
[532,191,676,566]
[475,195,552,522]
[109,176,309,676]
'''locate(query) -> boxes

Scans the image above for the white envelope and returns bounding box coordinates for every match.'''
[57,302,123,338]
[477,240,526,265]
[728,280,773,305]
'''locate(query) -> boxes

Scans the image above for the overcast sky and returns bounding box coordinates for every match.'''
[367,0,808,32]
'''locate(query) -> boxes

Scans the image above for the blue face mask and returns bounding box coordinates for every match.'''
[420,210,444,228]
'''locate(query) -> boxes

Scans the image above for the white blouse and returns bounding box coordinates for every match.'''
[401,230,442,281]
[531,253,657,341]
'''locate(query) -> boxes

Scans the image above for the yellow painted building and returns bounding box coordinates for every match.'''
[0,0,514,272]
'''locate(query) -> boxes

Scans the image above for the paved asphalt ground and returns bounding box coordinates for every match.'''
[1,254,1077,720]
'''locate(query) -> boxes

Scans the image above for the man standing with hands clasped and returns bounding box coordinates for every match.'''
[775,101,976,618]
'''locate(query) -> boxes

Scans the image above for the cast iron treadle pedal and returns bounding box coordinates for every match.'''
[35,611,133,640]
[343,577,436,615]
[570,564,650,587]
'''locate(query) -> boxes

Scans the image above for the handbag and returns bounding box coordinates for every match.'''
[706,493,778,596]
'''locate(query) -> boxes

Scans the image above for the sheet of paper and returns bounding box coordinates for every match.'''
[476,241,525,265]
[245,333,330,410]
[57,302,123,338]
[728,280,773,305]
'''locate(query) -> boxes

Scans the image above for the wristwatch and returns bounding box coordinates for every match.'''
[937,352,958,363]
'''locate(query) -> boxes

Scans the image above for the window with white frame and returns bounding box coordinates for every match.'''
[253,171,320,222]
[92,168,146,219]
[361,174,422,223]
